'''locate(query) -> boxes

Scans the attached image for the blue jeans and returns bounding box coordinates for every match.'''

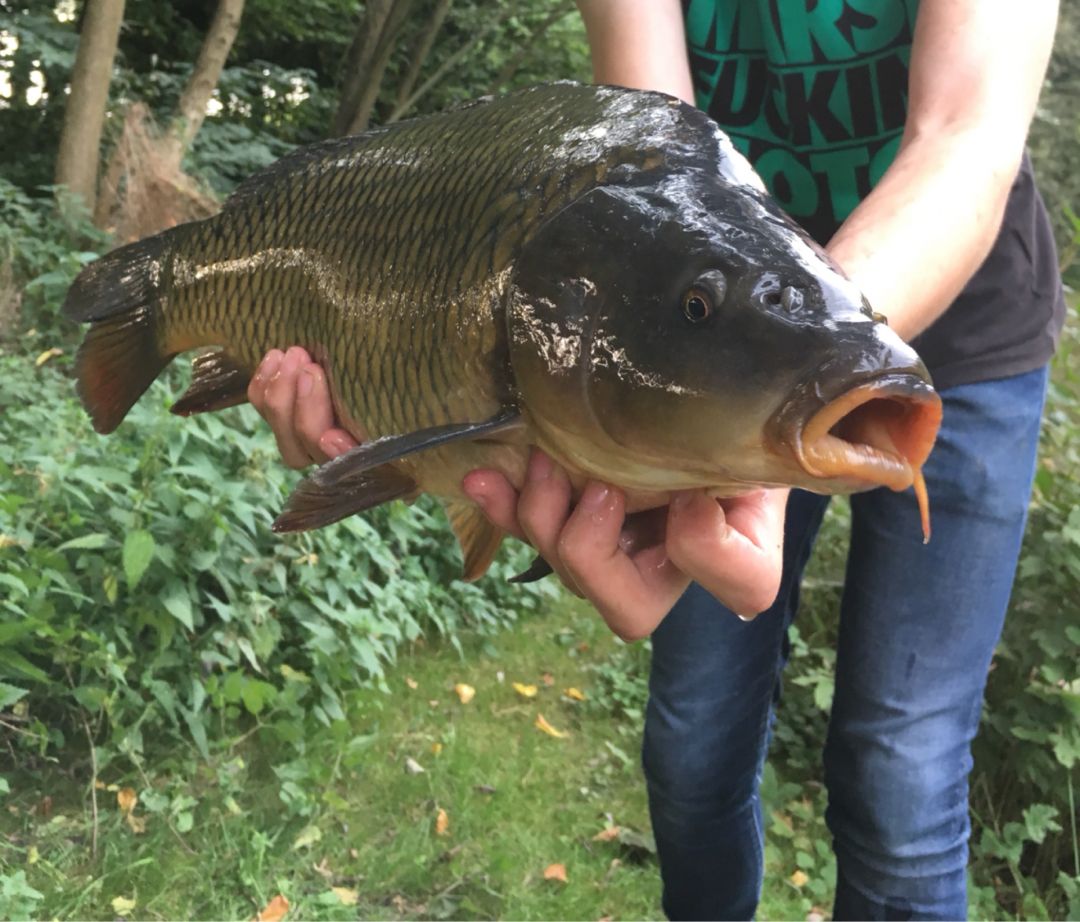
[642,366,1049,921]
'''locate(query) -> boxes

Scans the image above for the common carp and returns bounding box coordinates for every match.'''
[64,83,941,580]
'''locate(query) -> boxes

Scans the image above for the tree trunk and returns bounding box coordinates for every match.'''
[393,0,453,112]
[54,0,126,211]
[340,0,415,135]
[386,2,517,124]
[169,0,246,158]
[332,0,395,136]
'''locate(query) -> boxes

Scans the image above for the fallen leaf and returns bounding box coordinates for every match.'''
[592,825,620,842]
[790,869,809,888]
[430,742,443,756]
[512,682,538,698]
[116,787,137,815]
[312,858,333,880]
[94,779,107,790]
[453,683,475,704]
[292,824,322,850]
[349,847,359,859]
[34,347,62,367]
[540,672,555,686]
[125,812,147,834]
[435,807,450,837]
[38,795,52,818]
[534,713,567,738]
[564,687,586,701]
[255,894,290,921]
[405,676,418,690]
[543,862,568,883]
[404,757,426,775]
[496,670,505,683]
[111,895,137,916]
[331,886,359,906]
[806,912,825,922]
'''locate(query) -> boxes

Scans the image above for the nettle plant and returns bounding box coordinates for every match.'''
[0,352,554,771]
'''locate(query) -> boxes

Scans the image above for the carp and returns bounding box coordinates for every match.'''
[64,83,941,580]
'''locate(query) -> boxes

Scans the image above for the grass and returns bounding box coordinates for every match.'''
[1,598,837,921]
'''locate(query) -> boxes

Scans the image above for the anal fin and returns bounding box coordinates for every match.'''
[446,501,503,582]
[171,350,251,416]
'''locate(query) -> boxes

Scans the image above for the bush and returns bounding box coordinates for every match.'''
[0,350,554,777]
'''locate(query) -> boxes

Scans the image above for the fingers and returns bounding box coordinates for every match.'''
[517,451,583,596]
[558,482,689,639]
[249,347,357,468]
[665,489,786,619]
[462,469,526,540]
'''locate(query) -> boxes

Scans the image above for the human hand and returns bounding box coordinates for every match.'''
[247,347,359,468]
[463,450,786,641]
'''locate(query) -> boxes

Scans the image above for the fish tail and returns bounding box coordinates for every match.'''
[64,233,177,434]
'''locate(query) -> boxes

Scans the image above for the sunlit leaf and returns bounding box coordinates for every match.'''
[292,824,322,850]
[435,806,450,837]
[331,887,359,906]
[454,683,475,704]
[513,682,538,698]
[116,787,137,815]
[34,347,62,367]
[111,895,137,916]
[534,713,567,738]
[27,845,39,864]
[255,894,290,921]
[543,862,568,883]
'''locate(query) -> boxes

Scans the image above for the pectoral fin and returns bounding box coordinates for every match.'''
[273,409,521,533]
[171,350,251,416]
[445,501,504,581]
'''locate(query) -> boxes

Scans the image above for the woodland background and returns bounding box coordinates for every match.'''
[0,1,1077,919]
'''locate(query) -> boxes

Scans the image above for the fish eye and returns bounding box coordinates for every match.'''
[681,270,726,324]
[682,289,712,323]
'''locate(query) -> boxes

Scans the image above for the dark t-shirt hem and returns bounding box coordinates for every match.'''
[927,325,1063,391]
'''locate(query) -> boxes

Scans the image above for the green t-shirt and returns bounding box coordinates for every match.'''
[682,0,1063,388]
[684,0,917,242]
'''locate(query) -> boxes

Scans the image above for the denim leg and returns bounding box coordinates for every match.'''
[643,489,830,921]
[825,366,1049,920]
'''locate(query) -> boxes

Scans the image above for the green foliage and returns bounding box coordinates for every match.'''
[0,345,553,776]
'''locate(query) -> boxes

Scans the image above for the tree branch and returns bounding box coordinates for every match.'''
[386,1,517,124]
[393,0,453,111]
[485,0,575,95]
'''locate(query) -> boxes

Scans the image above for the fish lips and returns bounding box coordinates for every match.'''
[769,366,942,494]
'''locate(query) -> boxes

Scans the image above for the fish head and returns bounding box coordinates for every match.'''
[506,167,941,501]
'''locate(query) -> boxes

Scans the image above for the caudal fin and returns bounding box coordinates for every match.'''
[64,234,176,434]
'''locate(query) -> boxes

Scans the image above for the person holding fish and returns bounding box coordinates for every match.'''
[243,0,1064,918]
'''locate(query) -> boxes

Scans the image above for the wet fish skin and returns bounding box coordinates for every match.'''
[63,83,941,578]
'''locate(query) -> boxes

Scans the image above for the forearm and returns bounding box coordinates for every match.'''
[576,0,694,103]
[826,127,1019,341]
[827,0,1058,342]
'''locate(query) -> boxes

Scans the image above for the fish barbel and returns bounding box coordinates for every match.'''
[64,83,941,579]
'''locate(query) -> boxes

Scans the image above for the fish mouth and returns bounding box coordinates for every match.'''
[791,376,942,537]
